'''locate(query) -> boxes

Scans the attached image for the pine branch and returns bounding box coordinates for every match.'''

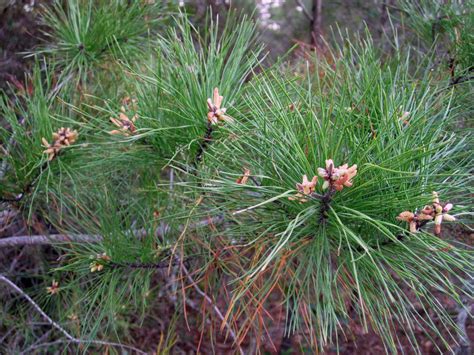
[0,274,147,354]
[193,120,214,169]
[449,69,474,87]
[0,234,102,247]
[0,215,225,247]
[365,220,431,251]
[312,188,336,224]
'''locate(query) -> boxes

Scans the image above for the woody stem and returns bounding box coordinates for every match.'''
[313,188,336,224]
[375,219,431,249]
[193,121,214,170]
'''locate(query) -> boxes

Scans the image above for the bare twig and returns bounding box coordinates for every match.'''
[8,246,26,273]
[0,208,18,233]
[20,339,72,354]
[310,0,323,48]
[0,215,226,247]
[167,167,179,301]
[0,234,102,247]
[132,214,225,240]
[181,262,244,355]
[450,74,474,87]
[169,167,174,191]
[455,277,473,355]
[295,0,313,21]
[456,307,471,355]
[194,120,214,169]
[20,329,53,355]
[0,274,147,354]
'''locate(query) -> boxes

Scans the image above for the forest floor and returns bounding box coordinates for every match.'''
[0,3,472,354]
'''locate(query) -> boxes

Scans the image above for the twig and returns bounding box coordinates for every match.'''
[8,246,26,273]
[193,120,214,169]
[0,208,18,233]
[0,274,147,355]
[295,0,313,21]
[312,188,336,224]
[0,215,225,247]
[20,329,53,355]
[449,74,474,87]
[169,167,174,191]
[354,219,432,252]
[0,234,102,247]
[456,307,471,355]
[434,73,474,96]
[454,276,473,355]
[20,339,72,354]
[181,262,244,355]
[167,167,179,301]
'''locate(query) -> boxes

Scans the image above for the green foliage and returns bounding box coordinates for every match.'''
[193,35,473,350]
[34,0,172,84]
[399,0,474,77]
[0,62,79,208]
[123,11,263,159]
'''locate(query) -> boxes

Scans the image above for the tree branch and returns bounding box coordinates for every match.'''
[295,0,313,21]
[310,0,323,48]
[454,276,473,355]
[193,120,214,170]
[0,234,102,247]
[0,215,225,247]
